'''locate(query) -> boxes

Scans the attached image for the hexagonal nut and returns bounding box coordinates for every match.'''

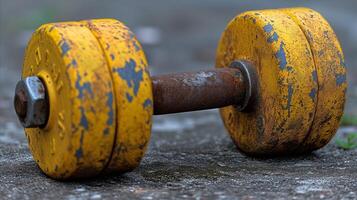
[14,76,49,128]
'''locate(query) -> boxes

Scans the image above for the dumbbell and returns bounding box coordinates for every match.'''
[14,7,346,179]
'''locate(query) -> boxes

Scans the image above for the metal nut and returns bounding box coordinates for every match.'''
[14,76,49,128]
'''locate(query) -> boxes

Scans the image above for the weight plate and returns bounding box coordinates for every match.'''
[82,19,153,173]
[282,8,347,152]
[22,22,116,179]
[216,9,318,155]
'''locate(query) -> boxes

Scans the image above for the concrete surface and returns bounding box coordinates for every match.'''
[1,0,357,199]
[1,111,357,199]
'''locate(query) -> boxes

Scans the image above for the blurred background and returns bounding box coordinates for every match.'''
[0,0,356,143]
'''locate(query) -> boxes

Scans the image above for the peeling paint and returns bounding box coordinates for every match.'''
[143,98,152,108]
[309,88,317,100]
[113,59,143,96]
[80,107,89,130]
[276,42,287,70]
[263,24,273,33]
[267,32,279,43]
[133,40,141,52]
[110,53,115,61]
[75,132,85,159]
[75,73,94,99]
[103,128,109,135]
[75,147,83,159]
[284,84,294,116]
[71,59,77,67]
[312,71,318,83]
[263,21,278,43]
[337,52,346,67]
[128,31,141,51]
[106,92,114,126]
[335,73,346,86]
[126,92,133,102]
[59,40,70,56]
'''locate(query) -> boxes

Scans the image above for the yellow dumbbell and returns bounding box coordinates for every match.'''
[14,7,346,179]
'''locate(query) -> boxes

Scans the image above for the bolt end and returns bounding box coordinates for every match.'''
[14,76,49,128]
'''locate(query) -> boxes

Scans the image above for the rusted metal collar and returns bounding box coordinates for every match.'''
[152,60,257,115]
[229,60,257,112]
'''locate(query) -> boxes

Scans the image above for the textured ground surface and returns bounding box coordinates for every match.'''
[1,111,357,199]
[1,0,357,199]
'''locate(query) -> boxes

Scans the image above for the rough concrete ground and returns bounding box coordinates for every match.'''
[0,0,357,199]
[1,111,357,199]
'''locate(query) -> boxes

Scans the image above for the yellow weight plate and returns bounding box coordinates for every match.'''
[216,9,318,155]
[282,8,347,152]
[82,19,153,173]
[22,22,116,179]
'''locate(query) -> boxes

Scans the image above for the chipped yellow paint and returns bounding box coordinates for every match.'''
[282,8,347,152]
[82,19,153,173]
[216,9,318,155]
[22,22,116,179]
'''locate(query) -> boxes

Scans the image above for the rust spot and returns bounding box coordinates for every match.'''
[14,88,28,119]
[152,68,246,115]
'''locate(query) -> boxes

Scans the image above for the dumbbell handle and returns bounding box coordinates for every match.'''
[14,61,255,127]
[153,67,247,115]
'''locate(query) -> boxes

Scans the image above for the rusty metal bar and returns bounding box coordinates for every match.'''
[152,67,247,115]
